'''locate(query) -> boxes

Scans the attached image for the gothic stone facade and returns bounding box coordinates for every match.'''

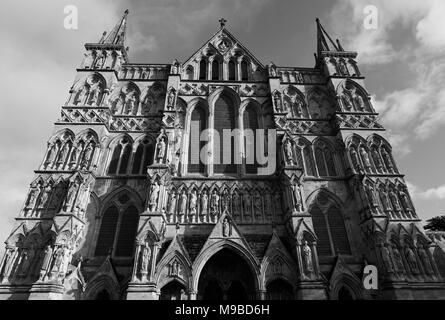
[1,12,445,300]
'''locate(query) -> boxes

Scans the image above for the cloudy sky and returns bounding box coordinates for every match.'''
[1,0,445,255]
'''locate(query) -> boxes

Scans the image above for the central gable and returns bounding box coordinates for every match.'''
[181,27,266,81]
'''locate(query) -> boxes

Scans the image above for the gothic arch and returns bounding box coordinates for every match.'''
[329,273,363,300]
[83,275,120,300]
[191,240,261,293]
[99,186,144,214]
[306,188,344,212]
[155,249,193,291]
[208,86,241,113]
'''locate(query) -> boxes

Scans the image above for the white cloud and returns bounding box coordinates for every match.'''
[406,181,445,200]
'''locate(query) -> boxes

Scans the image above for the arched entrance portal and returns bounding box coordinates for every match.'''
[198,249,256,300]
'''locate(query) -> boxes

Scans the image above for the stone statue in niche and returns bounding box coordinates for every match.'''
[64,180,80,212]
[170,259,180,277]
[221,190,230,214]
[222,217,231,237]
[39,245,53,281]
[284,139,295,166]
[364,184,378,208]
[353,89,365,111]
[268,63,277,77]
[19,246,35,277]
[125,90,137,115]
[168,192,177,215]
[201,191,208,216]
[399,190,413,213]
[349,148,361,173]
[210,190,220,216]
[405,246,420,275]
[292,184,303,211]
[60,246,71,277]
[371,149,383,172]
[179,191,187,216]
[293,99,304,118]
[149,181,160,211]
[167,89,176,110]
[189,190,197,216]
[273,93,283,113]
[80,143,94,169]
[389,191,402,212]
[381,245,394,273]
[38,185,52,209]
[380,191,392,212]
[391,244,405,273]
[381,148,394,173]
[341,89,353,111]
[26,186,40,209]
[243,192,252,217]
[57,143,70,169]
[94,56,104,68]
[69,145,81,168]
[359,147,372,172]
[338,60,348,76]
[156,138,166,164]
[418,247,434,275]
[302,241,314,273]
[45,144,57,168]
[140,244,151,276]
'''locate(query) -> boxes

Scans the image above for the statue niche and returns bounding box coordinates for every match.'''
[110,83,141,115]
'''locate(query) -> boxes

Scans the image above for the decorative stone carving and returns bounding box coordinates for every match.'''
[405,246,420,275]
[381,245,394,273]
[189,190,197,216]
[149,181,160,211]
[210,190,220,217]
[302,241,314,273]
[170,259,180,277]
[222,217,231,237]
[179,191,187,216]
[284,139,295,166]
[391,244,405,273]
[418,247,434,275]
[201,191,208,216]
[359,146,372,172]
[156,137,166,164]
[242,191,252,217]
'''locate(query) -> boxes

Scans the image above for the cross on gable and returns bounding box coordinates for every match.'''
[219,18,227,28]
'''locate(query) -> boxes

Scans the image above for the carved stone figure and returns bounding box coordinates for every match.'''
[45,144,57,167]
[149,182,160,211]
[399,190,413,214]
[156,138,166,164]
[371,149,383,172]
[365,184,378,208]
[57,143,70,168]
[389,191,402,212]
[222,217,230,237]
[418,247,434,275]
[232,193,241,218]
[339,60,348,75]
[201,191,208,216]
[210,190,220,215]
[353,91,365,111]
[381,245,394,273]
[20,247,36,277]
[140,245,151,275]
[95,56,104,68]
[38,185,52,209]
[168,192,177,215]
[179,191,187,216]
[167,89,176,110]
[349,148,361,172]
[69,145,81,168]
[189,191,197,215]
[64,180,79,211]
[405,246,420,275]
[391,245,405,273]
[39,245,53,281]
[302,241,314,273]
[60,246,71,276]
[221,190,230,214]
[81,143,94,169]
[293,99,304,118]
[381,148,394,173]
[293,184,303,211]
[170,259,179,277]
[26,187,40,209]
[380,191,392,212]
[268,63,277,77]
[284,139,294,165]
[273,93,283,112]
[359,147,372,171]
[342,91,353,110]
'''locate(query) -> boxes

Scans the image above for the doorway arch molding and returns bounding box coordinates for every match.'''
[191,239,262,294]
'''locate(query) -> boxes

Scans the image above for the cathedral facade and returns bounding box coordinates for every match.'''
[1,11,445,300]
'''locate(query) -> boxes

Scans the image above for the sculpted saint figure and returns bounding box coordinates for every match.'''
[156,138,166,164]
[201,191,208,216]
[189,191,197,215]
[302,241,314,273]
[222,217,230,237]
[149,182,160,211]
[405,247,420,275]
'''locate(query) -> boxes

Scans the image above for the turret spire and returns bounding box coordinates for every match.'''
[103,9,129,46]
[315,18,340,54]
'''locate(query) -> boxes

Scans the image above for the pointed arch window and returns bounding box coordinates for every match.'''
[302,146,316,176]
[241,60,249,81]
[199,59,207,80]
[188,104,207,174]
[132,138,154,175]
[212,59,220,80]
[314,141,337,177]
[214,95,236,174]
[310,203,351,256]
[228,60,236,81]
[243,104,259,174]
[107,138,132,175]
[95,202,140,258]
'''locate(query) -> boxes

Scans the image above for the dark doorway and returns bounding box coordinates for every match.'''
[198,249,255,300]
[266,279,294,300]
[160,281,187,300]
[95,289,111,300]
[338,286,354,300]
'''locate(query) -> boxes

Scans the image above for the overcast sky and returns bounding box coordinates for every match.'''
[1,0,445,255]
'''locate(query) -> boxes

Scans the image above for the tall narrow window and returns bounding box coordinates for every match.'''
[132,139,154,174]
[214,95,236,174]
[311,206,331,256]
[327,207,351,254]
[95,206,119,256]
[315,147,327,176]
[241,60,248,81]
[199,59,207,80]
[186,65,194,80]
[243,105,259,174]
[212,60,220,80]
[108,145,122,175]
[115,205,139,257]
[188,105,206,174]
[228,60,236,81]
[303,146,316,176]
